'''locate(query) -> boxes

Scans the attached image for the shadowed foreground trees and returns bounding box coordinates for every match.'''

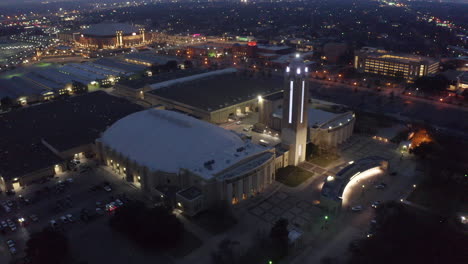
[25,228,69,264]
[348,202,468,264]
[109,201,183,250]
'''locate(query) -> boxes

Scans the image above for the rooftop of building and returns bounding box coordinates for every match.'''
[0,77,49,99]
[0,92,143,180]
[118,68,209,90]
[100,109,269,180]
[148,70,283,112]
[257,45,293,51]
[124,52,181,65]
[93,58,147,74]
[82,23,141,37]
[321,156,387,201]
[269,94,355,130]
[177,186,203,201]
[357,47,438,64]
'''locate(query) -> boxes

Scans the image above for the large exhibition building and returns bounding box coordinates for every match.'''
[75,23,147,49]
[96,109,276,216]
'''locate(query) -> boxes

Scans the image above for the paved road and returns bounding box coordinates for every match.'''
[308,79,468,136]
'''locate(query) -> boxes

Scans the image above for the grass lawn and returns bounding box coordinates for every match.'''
[276,166,314,187]
[167,230,203,258]
[307,152,340,168]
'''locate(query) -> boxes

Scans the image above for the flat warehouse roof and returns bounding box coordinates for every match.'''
[148,73,283,112]
[0,92,143,180]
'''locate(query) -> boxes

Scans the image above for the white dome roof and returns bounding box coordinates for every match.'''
[100,109,265,179]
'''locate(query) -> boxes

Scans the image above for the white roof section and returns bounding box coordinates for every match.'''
[100,109,267,180]
[82,23,140,37]
[273,107,355,130]
[148,68,237,91]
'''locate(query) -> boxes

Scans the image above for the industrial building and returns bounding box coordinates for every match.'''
[0,92,143,192]
[96,109,276,216]
[354,47,439,80]
[0,58,146,105]
[144,68,284,123]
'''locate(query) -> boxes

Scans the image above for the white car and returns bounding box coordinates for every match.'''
[6,240,15,248]
[60,216,68,224]
[351,205,363,212]
[50,219,58,228]
[103,185,112,192]
[1,221,7,228]
[235,121,242,125]
[66,214,74,222]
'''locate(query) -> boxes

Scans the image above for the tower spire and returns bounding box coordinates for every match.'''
[281,54,309,166]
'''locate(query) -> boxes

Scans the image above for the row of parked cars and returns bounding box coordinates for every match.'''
[1,214,39,234]
[5,239,17,255]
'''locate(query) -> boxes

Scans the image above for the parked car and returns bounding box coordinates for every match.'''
[374,183,387,189]
[60,216,68,224]
[9,247,17,255]
[30,214,39,222]
[115,199,124,207]
[351,205,363,212]
[371,201,381,209]
[66,214,74,223]
[103,185,112,192]
[6,239,15,248]
[50,219,58,228]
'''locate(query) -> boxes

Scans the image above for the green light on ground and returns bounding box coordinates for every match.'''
[324,216,329,220]
[34,62,52,68]
[268,261,273,264]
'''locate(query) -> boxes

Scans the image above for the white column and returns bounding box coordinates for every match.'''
[247,176,252,196]
[226,183,233,202]
[237,180,243,200]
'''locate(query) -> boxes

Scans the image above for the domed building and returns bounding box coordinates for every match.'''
[96,109,276,215]
[76,23,147,49]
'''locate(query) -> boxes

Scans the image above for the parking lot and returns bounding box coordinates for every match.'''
[0,160,145,263]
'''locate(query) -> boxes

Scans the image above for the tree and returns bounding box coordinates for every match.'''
[211,238,239,264]
[165,60,178,71]
[183,60,193,69]
[413,75,449,94]
[109,201,184,250]
[270,218,289,259]
[410,141,437,159]
[0,96,13,110]
[349,202,468,264]
[25,228,69,264]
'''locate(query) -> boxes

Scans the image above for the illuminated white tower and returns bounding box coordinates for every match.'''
[281,55,309,166]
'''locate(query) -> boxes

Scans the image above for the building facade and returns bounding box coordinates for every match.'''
[75,23,147,50]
